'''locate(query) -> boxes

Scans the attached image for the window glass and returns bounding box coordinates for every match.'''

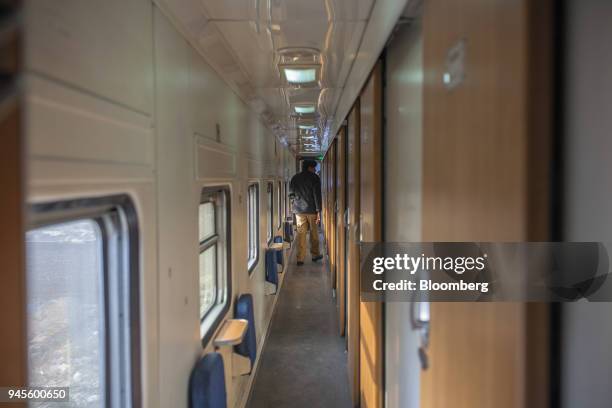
[267,183,273,242]
[199,245,217,318]
[285,181,290,217]
[199,188,231,343]
[199,202,215,242]
[277,181,282,229]
[247,184,259,272]
[26,220,104,407]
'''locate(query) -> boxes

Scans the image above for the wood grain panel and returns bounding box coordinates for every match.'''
[323,156,328,243]
[420,0,553,407]
[336,127,347,335]
[0,6,26,405]
[0,98,26,408]
[346,101,361,406]
[329,142,337,288]
[359,61,383,408]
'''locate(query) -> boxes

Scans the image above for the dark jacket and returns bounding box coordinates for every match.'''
[289,170,322,214]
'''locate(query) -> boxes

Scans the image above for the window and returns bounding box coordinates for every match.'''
[267,182,274,243]
[26,196,140,408]
[285,181,291,218]
[247,183,259,273]
[199,187,231,344]
[277,181,282,230]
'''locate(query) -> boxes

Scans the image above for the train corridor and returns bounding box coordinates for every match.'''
[248,237,351,408]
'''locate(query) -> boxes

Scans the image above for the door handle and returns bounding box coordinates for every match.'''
[411,292,430,370]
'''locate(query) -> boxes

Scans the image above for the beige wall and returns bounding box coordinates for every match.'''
[24,2,290,407]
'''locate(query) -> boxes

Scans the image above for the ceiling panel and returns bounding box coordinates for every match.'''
[157,0,380,155]
[212,21,277,87]
[201,0,374,22]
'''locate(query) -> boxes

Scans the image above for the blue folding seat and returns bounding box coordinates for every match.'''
[283,221,293,242]
[234,294,257,368]
[265,249,278,290]
[189,352,227,408]
[273,236,284,265]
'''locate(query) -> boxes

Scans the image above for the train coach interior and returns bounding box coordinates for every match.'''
[2,0,612,407]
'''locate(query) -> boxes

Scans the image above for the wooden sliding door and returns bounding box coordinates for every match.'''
[329,142,337,289]
[420,0,553,407]
[359,61,384,408]
[346,101,361,406]
[335,127,347,335]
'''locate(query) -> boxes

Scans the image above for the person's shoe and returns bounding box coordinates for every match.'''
[312,255,323,262]
[297,261,304,266]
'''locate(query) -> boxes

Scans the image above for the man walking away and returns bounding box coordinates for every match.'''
[289,160,323,266]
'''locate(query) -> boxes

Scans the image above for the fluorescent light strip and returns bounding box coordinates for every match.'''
[283,67,317,84]
[294,105,316,114]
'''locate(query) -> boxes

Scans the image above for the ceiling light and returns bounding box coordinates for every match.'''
[280,64,321,86]
[293,104,316,115]
[298,124,315,130]
[284,67,316,83]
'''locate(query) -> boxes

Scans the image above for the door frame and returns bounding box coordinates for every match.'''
[358,61,384,408]
[335,126,348,335]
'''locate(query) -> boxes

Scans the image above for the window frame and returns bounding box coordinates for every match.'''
[198,186,232,347]
[247,182,260,274]
[277,180,282,230]
[285,180,291,219]
[266,181,274,244]
[28,195,141,408]
[199,201,218,316]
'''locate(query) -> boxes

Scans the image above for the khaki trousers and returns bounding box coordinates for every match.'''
[295,213,320,262]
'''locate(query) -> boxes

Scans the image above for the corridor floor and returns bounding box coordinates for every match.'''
[247,240,352,408]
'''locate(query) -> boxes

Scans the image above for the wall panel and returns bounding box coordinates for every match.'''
[154,10,200,408]
[196,137,237,179]
[22,2,298,408]
[27,76,154,167]
[25,0,154,114]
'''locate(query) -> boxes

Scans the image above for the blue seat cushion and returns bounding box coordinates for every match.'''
[283,222,293,242]
[189,352,227,408]
[272,236,284,265]
[234,294,257,366]
[265,249,278,285]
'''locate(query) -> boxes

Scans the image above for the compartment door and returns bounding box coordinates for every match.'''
[359,61,384,408]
